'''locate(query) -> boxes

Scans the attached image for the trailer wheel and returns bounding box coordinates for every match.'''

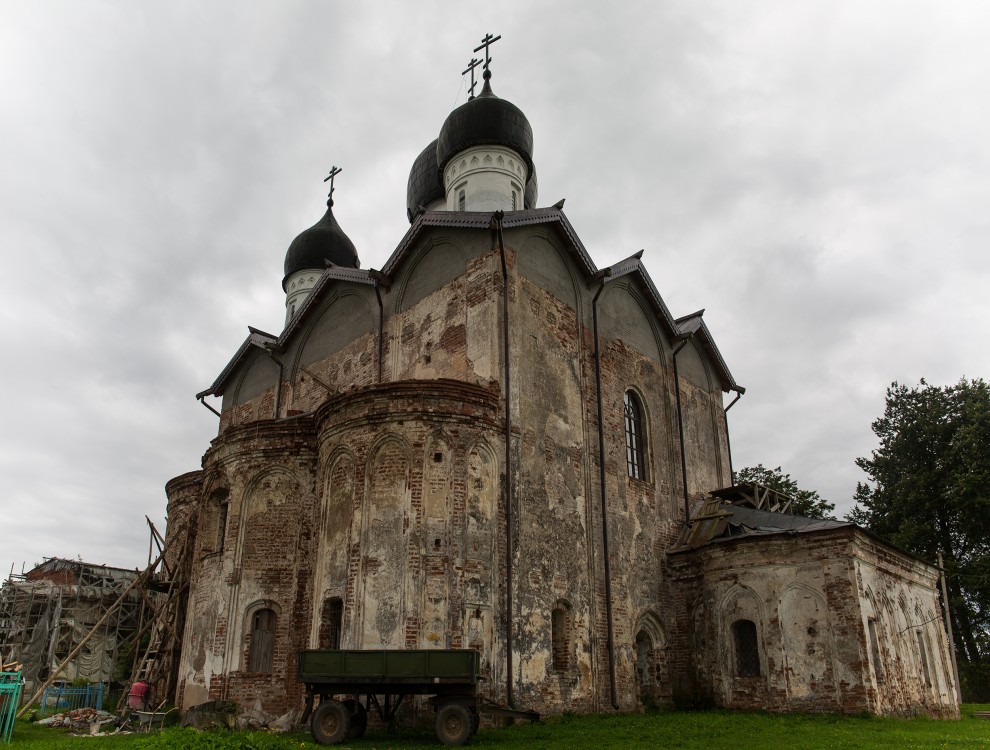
[342,699,367,739]
[435,703,473,746]
[311,699,350,745]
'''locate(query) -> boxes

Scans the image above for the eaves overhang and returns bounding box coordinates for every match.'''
[196,326,277,399]
[675,310,744,394]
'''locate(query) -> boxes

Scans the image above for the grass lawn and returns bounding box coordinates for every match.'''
[6,705,990,749]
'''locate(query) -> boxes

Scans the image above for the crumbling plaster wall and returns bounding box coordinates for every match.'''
[668,529,958,717]
[852,535,958,716]
[172,224,735,717]
[173,418,318,716]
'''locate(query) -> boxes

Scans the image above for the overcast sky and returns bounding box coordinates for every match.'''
[2,1,988,576]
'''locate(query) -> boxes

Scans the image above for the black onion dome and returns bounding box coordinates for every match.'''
[406,139,445,223]
[436,73,535,181]
[282,202,359,290]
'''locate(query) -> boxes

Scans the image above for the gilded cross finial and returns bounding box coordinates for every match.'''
[462,58,482,100]
[323,165,342,205]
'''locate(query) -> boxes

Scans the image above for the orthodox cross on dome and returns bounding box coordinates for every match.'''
[462,57,481,100]
[473,33,501,74]
[323,165,342,205]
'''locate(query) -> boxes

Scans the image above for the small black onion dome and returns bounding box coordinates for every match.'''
[436,71,535,184]
[406,139,445,223]
[524,163,538,209]
[282,201,359,290]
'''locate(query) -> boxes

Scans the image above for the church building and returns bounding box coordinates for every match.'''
[164,42,959,722]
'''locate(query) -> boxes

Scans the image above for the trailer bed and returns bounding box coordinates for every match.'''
[299,648,478,691]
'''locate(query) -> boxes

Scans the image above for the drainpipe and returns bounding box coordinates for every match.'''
[492,210,515,708]
[672,338,692,525]
[197,395,221,418]
[591,276,620,710]
[723,390,743,481]
[268,351,284,419]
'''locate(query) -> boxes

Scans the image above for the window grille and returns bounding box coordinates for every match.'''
[624,391,645,479]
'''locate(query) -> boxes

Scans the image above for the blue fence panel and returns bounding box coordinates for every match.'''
[39,683,104,717]
[0,673,24,744]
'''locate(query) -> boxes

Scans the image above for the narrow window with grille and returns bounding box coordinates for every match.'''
[624,391,646,479]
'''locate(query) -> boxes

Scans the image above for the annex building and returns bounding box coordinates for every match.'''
[164,48,958,722]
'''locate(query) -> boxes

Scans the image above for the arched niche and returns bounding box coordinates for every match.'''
[392,236,472,314]
[676,339,715,392]
[634,612,669,706]
[227,348,277,409]
[294,288,375,372]
[778,583,834,702]
[517,230,581,310]
[597,281,666,363]
[358,436,411,648]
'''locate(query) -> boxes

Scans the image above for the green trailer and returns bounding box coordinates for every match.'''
[298,649,536,746]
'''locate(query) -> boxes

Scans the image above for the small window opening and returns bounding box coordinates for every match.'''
[216,500,228,552]
[290,303,296,318]
[511,190,517,210]
[868,618,884,683]
[917,630,932,686]
[458,189,466,211]
[433,451,443,463]
[551,603,570,671]
[624,391,646,479]
[248,608,276,672]
[320,598,343,650]
[732,619,760,677]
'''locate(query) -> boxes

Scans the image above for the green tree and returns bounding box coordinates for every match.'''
[849,378,990,699]
[732,463,835,519]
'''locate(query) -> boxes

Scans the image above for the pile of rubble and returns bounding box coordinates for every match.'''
[36,707,119,732]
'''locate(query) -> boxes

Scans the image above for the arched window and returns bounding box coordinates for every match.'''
[458,189,466,211]
[320,597,343,650]
[248,608,276,672]
[551,601,571,671]
[624,391,646,479]
[732,619,760,677]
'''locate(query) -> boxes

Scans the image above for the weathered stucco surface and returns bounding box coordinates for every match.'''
[669,529,958,717]
[166,222,957,721]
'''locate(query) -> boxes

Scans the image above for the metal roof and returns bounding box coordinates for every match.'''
[672,492,850,552]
